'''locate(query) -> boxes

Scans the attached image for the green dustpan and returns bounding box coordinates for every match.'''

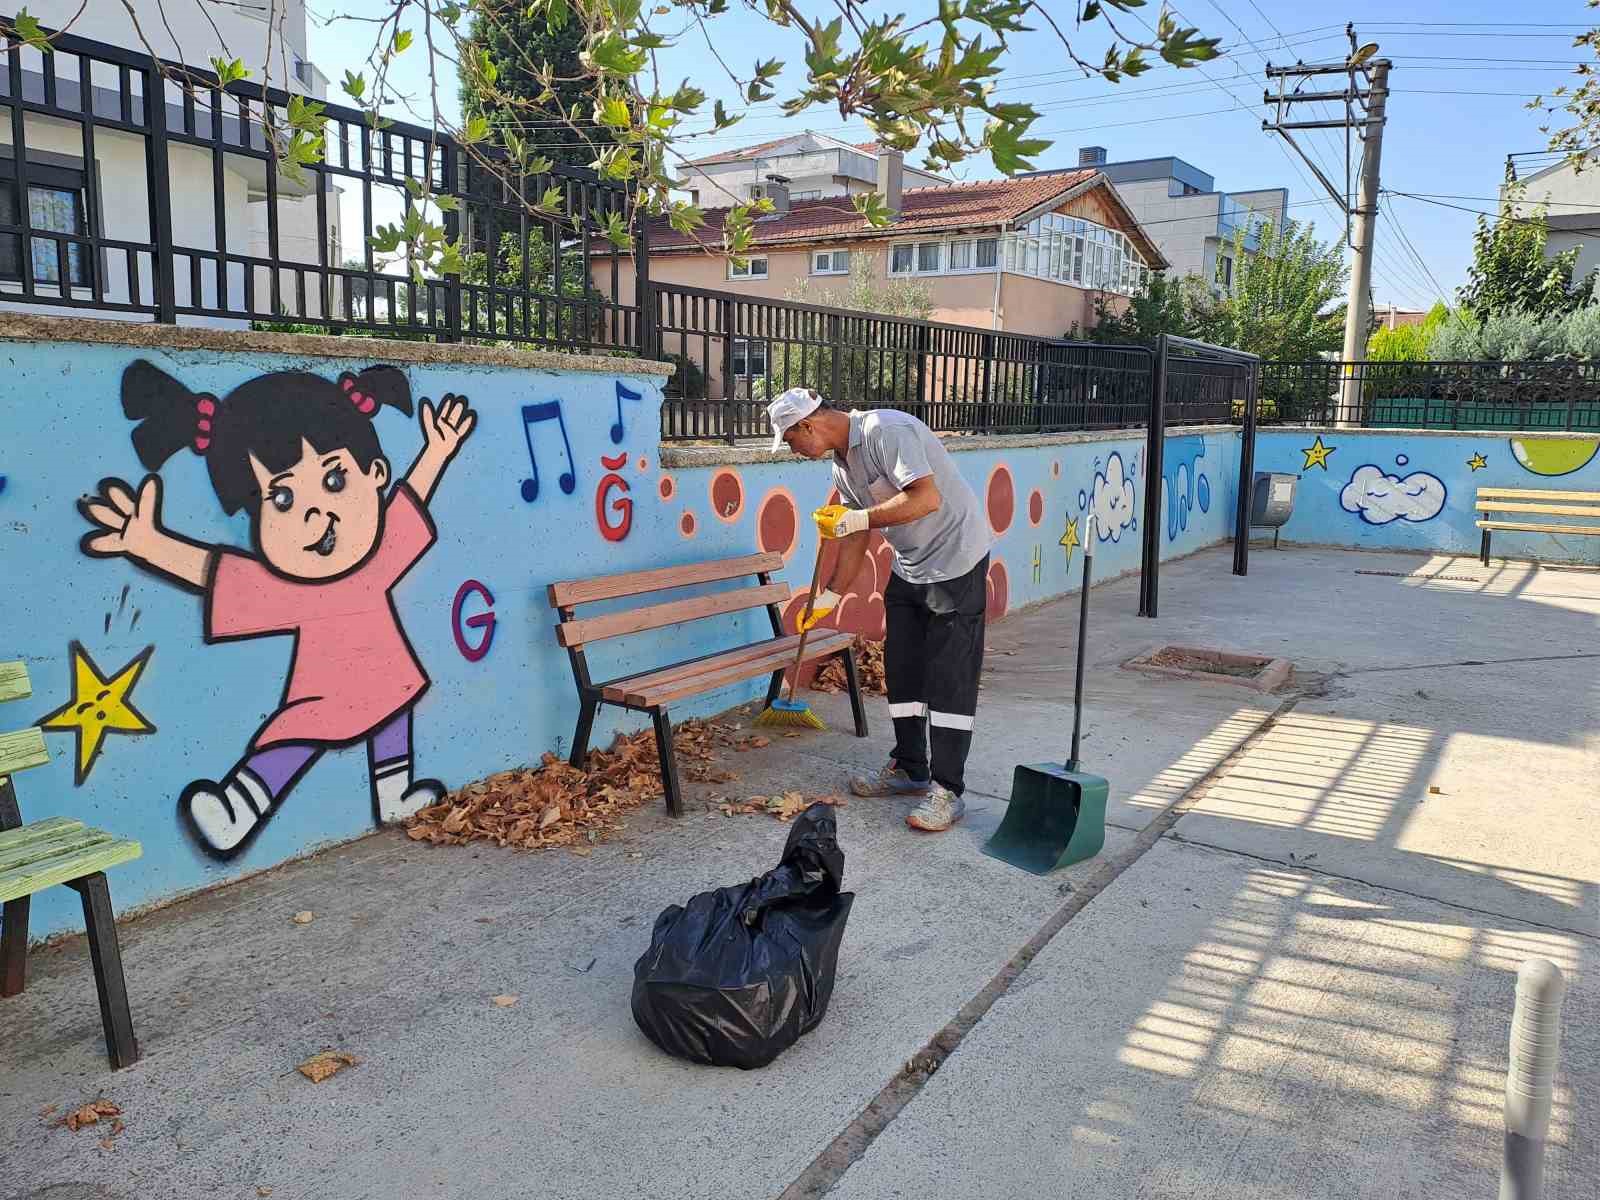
[983,518,1107,875]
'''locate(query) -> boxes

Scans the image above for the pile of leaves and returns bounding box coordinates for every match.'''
[811,638,887,695]
[56,1099,122,1133]
[406,720,746,851]
[717,793,845,821]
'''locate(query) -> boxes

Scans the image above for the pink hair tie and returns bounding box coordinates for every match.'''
[350,389,377,415]
[193,394,217,453]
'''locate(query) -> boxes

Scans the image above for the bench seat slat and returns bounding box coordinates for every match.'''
[1475,519,1600,536]
[0,728,49,778]
[628,631,857,707]
[549,553,785,608]
[1478,488,1600,502]
[0,660,29,704]
[600,635,820,701]
[1474,501,1600,517]
[0,816,85,853]
[557,583,791,648]
[0,837,142,904]
[0,825,113,873]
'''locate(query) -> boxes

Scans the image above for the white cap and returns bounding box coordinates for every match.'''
[767,387,823,454]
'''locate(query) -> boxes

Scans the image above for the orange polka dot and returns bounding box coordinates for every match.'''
[679,511,697,539]
[986,464,1015,535]
[756,487,800,561]
[1027,488,1044,527]
[710,469,745,523]
[986,559,1009,621]
[659,475,676,501]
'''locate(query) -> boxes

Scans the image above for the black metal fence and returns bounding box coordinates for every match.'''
[0,16,636,348]
[651,281,1158,442]
[1259,359,1600,431]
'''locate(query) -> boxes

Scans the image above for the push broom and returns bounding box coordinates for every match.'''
[982,513,1107,874]
[755,536,828,731]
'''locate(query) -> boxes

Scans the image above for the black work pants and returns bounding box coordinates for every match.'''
[884,553,988,796]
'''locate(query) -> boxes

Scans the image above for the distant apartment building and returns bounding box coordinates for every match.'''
[1503,152,1600,288]
[680,131,948,208]
[1027,147,1288,295]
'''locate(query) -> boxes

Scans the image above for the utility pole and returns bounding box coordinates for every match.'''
[1263,25,1390,426]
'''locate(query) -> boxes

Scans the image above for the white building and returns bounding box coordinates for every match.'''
[681,130,947,208]
[1503,153,1600,289]
[2,0,338,325]
[1026,148,1288,295]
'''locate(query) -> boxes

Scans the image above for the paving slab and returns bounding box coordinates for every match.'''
[829,838,1599,1200]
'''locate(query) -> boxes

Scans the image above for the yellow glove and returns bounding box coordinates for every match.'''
[798,589,841,633]
[814,504,870,539]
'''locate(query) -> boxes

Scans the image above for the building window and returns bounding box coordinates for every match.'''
[890,243,915,275]
[688,188,700,206]
[749,184,765,200]
[0,162,89,287]
[792,189,821,200]
[949,240,973,271]
[732,337,768,379]
[1216,254,1233,288]
[916,241,942,273]
[975,237,998,269]
[728,256,768,280]
[811,249,850,275]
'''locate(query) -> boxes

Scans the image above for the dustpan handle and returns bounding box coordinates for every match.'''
[1068,516,1095,771]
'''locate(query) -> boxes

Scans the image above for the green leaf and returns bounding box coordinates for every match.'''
[477,48,498,85]
[595,93,632,129]
[404,177,426,199]
[460,114,492,144]
[713,98,741,130]
[439,2,462,23]
[392,28,413,54]
[210,57,249,86]
[585,34,648,76]
[435,194,461,213]
[536,185,564,214]
[341,69,366,100]
[9,10,48,53]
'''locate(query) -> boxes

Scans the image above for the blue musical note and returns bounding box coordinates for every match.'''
[610,380,642,445]
[520,401,576,503]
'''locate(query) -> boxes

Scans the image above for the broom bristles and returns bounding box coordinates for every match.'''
[755,699,827,730]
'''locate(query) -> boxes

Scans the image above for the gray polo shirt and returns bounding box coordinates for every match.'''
[831,408,992,584]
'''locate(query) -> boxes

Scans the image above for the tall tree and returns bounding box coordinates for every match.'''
[1458,184,1593,318]
[458,2,611,170]
[1199,219,1347,361]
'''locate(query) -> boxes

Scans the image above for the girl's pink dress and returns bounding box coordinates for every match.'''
[205,484,436,748]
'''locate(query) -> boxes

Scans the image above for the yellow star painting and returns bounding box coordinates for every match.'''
[1467,452,1488,471]
[39,643,156,785]
[1301,436,1336,471]
[1059,515,1081,567]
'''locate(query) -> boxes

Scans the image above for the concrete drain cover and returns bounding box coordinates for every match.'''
[1123,645,1291,693]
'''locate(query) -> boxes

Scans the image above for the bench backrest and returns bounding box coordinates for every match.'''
[1476,487,1600,518]
[0,661,48,833]
[549,552,790,650]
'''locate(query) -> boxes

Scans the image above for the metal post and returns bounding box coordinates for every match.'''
[1138,336,1168,618]
[439,140,461,343]
[1068,516,1094,772]
[142,64,177,323]
[1500,958,1567,1200]
[720,296,736,445]
[1233,358,1259,577]
[634,213,654,360]
[1337,58,1389,427]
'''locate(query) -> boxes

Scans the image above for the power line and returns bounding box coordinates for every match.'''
[1384,189,1600,235]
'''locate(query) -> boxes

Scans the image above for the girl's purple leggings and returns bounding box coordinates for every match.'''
[239,707,412,802]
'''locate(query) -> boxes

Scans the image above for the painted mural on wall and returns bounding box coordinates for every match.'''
[73,361,477,858]
[1160,437,1210,541]
[1254,429,1600,563]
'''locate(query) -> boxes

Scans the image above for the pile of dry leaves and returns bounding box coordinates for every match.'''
[407,719,753,852]
[811,637,887,694]
[716,793,845,821]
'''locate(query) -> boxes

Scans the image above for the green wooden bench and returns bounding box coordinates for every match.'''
[1,660,143,1069]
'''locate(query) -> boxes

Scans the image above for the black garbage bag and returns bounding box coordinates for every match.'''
[631,804,854,1069]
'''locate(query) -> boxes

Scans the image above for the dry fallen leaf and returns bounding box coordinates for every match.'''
[491,994,519,1008]
[291,911,314,925]
[110,1119,124,1137]
[296,1051,359,1083]
[62,1100,121,1132]
[811,637,888,694]
[570,845,592,857]
[258,1189,274,1198]
[98,1137,115,1152]
[39,1105,56,1118]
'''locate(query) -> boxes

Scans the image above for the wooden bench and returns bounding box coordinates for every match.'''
[1,660,142,1069]
[1476,488,1600,564]
[550,552,867,816]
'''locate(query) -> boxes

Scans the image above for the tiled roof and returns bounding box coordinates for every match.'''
[686,137,796,167]
[648,170,1115,250]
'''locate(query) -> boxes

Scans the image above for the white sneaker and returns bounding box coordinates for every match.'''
[906,784,966,832]
[849,761,933,798]
[373,762,445,824]
[182,771,272,855]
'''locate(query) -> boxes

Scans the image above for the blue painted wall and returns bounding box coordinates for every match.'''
[1254,429,1600,563]
[0,331,1239,939]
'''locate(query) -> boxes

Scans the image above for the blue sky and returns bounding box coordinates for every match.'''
[304,0,1596,306]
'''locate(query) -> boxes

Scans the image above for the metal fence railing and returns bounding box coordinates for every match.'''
[1259,359,1600,431]
[0,16,637,349]
[650,281,1156,442]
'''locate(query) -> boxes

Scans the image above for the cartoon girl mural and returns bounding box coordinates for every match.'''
[77,360,476,858]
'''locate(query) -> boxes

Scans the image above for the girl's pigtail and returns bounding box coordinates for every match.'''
[336,366,412,420]
[122,360,219,469]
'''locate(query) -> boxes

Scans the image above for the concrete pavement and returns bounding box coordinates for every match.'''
[2,546,1596,1199]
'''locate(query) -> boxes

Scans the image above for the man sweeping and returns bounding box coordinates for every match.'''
[768,388,992,833]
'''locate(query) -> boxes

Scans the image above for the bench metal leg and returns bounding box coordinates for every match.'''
[1,895,28,998]
[569,693,600,768]
[764,669,784,708]
[68,873,139,1070]
[840,648,869,739]
[1481,528,1491,567]
[651,708,685,818]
